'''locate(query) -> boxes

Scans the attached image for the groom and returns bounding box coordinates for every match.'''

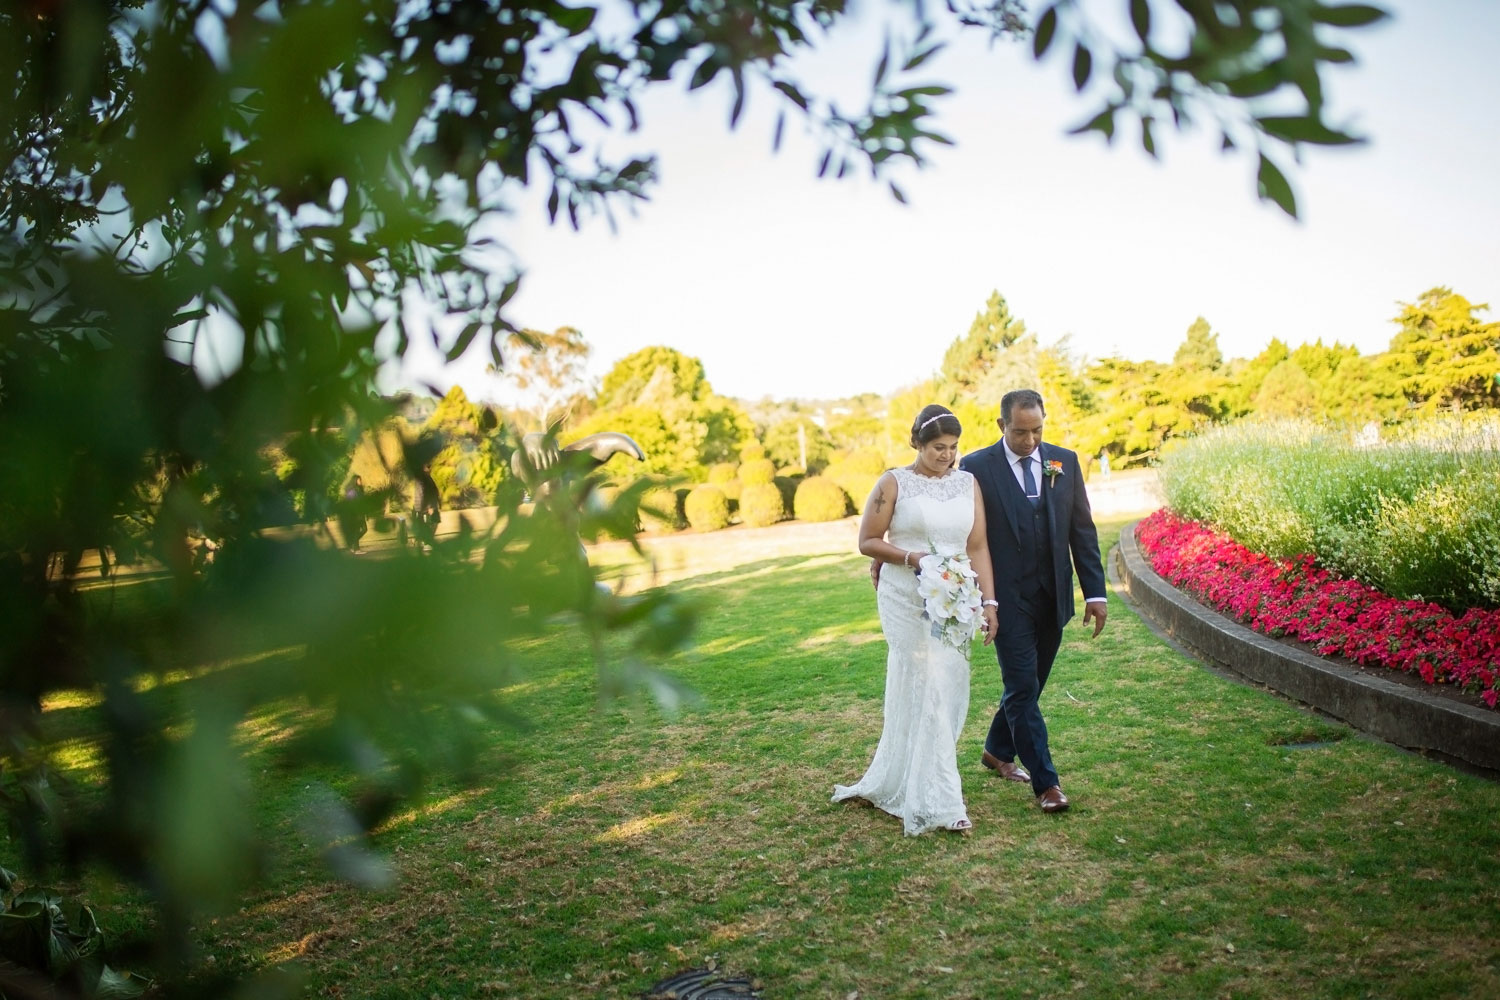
[959,389,1107,814]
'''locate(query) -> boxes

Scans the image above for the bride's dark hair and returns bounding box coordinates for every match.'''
[910,404,962,449]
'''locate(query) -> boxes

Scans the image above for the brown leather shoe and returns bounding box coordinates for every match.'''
[1036,786,1069,813]
[981,750,1031,784]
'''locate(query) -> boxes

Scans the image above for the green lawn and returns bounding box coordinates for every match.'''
[42,519,1500,998]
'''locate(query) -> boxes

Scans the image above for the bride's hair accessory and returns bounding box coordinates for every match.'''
[910,405,962,450]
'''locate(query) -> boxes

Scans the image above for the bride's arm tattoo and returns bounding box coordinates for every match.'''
[870,492,887,514]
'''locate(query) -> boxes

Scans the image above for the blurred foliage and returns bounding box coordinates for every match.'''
[640,484,686,531]
[489,326,594,433]
[419,385,509,509]
[0,868,150,999]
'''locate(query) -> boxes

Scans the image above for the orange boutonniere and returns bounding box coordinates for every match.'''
[1042,460,1064,488]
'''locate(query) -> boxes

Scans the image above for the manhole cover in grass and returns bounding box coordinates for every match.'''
[644,968,761,999]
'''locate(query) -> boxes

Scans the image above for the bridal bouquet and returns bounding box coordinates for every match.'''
[915,552,984,652]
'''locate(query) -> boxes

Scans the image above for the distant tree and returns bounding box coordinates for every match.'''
[421,385,508,508]
[1280,340,1403,424]
[1384,288,1500,413]
[598,346,709,410]
[942,291,1029,393]
[826,408,886,453]
[1253,358,1320,418]
[1174,317,1224,371]
[1035,337,1098,440]
[1224,338,1291,416]
[1149,317,1233,432]
[573,347,750,477]
[491,327,594,432]
[764,416,835,473]
[1076,356,1184,466]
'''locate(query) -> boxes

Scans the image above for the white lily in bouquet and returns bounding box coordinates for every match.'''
[915,550,985,653]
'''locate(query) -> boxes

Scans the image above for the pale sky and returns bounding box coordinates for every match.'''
[385,0,1500,405]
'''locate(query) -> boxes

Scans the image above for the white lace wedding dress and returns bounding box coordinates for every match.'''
[833,466,975,835]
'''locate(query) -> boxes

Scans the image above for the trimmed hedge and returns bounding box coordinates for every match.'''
[825,447,886,509]
[739,458,776,485]
[641,485,685,531]
[794,476,851,522]
[707,462,739,484]
[684,485,730,531]
[739,482,785,527]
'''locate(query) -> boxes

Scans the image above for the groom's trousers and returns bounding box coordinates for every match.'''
[985,597,1063,796]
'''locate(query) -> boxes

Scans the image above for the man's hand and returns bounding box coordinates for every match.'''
[980,605,999,646]
[870,559,882,590]
[1082,600,1107,637]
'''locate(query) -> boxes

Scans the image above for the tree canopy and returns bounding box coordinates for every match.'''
[1385,288,1500,414]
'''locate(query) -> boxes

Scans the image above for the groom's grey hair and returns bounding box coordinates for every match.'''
[1000,389,1046,424]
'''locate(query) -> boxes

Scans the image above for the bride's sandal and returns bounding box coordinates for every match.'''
[945,818,973,834]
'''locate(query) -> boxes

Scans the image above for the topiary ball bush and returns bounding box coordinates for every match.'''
[795,476,851,522]
[739,441,767,463]
[718,478,743,503]
[740,457,776,485]
[641,485,685,531]
[739,482,785,527]
[685,485,730,532]
[707,462,739,484]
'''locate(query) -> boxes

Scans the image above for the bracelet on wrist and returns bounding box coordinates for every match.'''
[982,599,999,608]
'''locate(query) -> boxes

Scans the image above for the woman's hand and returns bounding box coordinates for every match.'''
[980,605,999,646]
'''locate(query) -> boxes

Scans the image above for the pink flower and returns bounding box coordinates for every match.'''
[1136,510,1500,712]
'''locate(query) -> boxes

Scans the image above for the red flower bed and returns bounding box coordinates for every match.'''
[1135,509,1500,710]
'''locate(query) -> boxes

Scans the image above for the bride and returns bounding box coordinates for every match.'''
[833,404,999,835]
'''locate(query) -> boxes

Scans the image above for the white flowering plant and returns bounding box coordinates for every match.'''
[915,551,985,652]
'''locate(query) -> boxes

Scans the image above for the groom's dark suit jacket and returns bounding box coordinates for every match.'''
[960,441,1106,633]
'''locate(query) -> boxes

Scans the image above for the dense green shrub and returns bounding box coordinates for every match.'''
[640,486,684,531]
[684,485,730,532]
[825,447,887,509]
[795,477,852,522]
[1336,472,1500,609]
[739,458,776,485]
[739,482,786,527]
[772,474,800,513]
[739,441,767,463]
[718,478,744,503]
[1159,417,1500,609]
[707,462,739,484]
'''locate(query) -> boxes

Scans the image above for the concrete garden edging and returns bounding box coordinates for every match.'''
[1114,519,1500,773]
